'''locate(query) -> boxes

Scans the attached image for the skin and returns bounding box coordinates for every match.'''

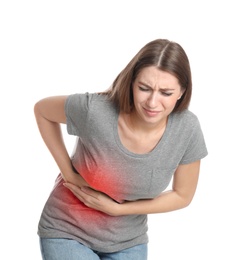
[132,66,183,129]
[118,66,184,154]
[34,66,200,217]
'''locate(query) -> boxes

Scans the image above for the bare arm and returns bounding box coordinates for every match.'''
[34,96,88,187]
[117,160,200,215]
[64,160,201,216]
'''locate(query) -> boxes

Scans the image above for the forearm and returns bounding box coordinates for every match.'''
[35,113,73,181]
[34,96,89,188]
[117,190,191,216]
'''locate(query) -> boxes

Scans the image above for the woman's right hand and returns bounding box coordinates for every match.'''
[63,170,90,189]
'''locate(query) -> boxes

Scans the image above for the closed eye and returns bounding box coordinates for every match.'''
[161,92,173,96]
[138,86,174,96]
[138,86,150,92]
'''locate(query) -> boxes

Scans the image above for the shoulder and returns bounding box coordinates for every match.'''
[66,92,107,103]
[171,110,200,128]
[65,93,117,135]
[168,110,205,142]
[66,92,116,110]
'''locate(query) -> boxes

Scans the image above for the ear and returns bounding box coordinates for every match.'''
[178,88,185,100]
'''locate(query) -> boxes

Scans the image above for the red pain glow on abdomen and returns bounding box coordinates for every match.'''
[78,162,124,204]
[54,151,128,228]
[52,175,120,231]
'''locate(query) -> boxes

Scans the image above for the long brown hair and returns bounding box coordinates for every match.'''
[105,39,192,113]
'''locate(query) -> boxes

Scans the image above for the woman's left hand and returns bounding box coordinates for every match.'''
[63,183,121,216]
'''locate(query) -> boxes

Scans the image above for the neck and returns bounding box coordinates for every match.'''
[123,111,168,135]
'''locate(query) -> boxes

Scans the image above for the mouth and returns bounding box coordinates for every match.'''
[143,107,160,117]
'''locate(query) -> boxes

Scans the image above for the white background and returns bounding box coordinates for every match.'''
[1,0,248,259]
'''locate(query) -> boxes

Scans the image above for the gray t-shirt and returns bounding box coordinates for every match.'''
[38,93,208,253]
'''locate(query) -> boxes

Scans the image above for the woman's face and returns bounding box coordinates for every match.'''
[132,66,183,126]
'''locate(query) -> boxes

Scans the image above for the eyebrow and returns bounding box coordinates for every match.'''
[138,81,176,91]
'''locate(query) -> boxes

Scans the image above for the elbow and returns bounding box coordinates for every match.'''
[182,198,193,209]
[34,100,41,118]
[178,200,191,210]
[34,99,46,121]
[177,194,195,210]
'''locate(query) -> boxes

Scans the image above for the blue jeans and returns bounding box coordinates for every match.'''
[40,238,147,260]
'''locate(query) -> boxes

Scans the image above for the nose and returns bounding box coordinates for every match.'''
[146,92,158,108]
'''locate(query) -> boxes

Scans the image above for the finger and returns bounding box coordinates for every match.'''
[80,186,95,196]
[64,182,86,194]
[63,182,78,190]
[63,183,86,198]
[80,186,104,200]
[64,183,100,205]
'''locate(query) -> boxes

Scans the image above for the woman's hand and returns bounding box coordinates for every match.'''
[63,171,90,188]
[63,183,121,216]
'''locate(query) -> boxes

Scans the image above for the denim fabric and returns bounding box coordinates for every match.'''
[40,238,147,260]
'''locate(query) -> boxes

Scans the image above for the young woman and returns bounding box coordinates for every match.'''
[34,39,208,259]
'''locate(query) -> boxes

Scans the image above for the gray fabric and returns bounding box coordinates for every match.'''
[38,93,208,253]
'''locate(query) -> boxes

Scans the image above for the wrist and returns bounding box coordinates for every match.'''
[113,201,129,216]
[61,169,76,183]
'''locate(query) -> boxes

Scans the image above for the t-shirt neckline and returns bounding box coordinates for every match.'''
[113,112,172,158]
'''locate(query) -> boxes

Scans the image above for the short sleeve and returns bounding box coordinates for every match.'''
[179,118,208,165]
[65,93,92,136]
